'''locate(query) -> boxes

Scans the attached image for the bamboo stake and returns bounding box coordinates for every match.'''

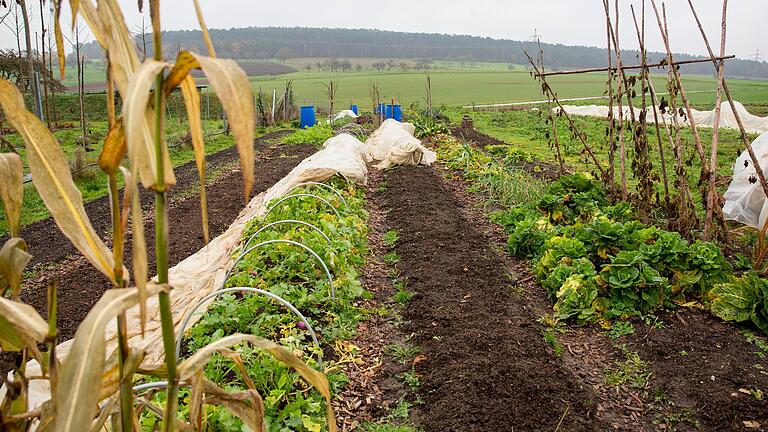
[701,0,728,239]
[631,2,670,205]
[687,0,768,201]
[536,55,735,77]
[605,0,617,197]
[605,0,627,199]
[525,51,607,179]
[651,1,709,178]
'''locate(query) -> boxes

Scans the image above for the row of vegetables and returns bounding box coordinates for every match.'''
[435,135,768,335]
[142,178,369,431]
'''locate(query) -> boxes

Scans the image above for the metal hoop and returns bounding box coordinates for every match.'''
[243,220,332,251]
[225,239,335,298]
[287,182,348,210]
[175,287,323,368]
[263,194,340,222]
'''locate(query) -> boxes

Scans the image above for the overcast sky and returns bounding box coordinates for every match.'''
[1,0,765,61]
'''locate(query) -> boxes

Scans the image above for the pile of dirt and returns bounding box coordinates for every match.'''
[379,165,604,431]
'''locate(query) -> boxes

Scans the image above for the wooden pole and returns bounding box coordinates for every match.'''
[687,0,768,202]
[605,1,617,196]
[525,51,607,179]
[631,2,670,206]
[652,1,710,178]
[604,0,627,199]
[536,55,735,77]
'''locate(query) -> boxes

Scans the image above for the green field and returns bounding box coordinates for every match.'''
[66,59,768,113]
[250,68,768,112]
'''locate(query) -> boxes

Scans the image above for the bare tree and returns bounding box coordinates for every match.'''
[323,78,337,122]
[64,20,90,149]
[38,0,51,128]
[18,0,42,118]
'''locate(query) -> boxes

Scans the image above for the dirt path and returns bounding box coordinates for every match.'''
[1,135,316,375]
[377,165,604,431]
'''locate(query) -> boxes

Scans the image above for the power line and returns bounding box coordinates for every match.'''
[752,49,765,62]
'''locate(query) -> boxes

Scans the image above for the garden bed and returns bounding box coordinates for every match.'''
[0,133,315,376]
[439,127,768,430]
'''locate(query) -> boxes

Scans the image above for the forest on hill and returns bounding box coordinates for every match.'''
[78,26,768,78]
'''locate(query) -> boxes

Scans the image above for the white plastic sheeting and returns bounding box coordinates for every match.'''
[332,109,359,122]
[365,119,437,169]
[723,132,768,229]
[556,100,768,134]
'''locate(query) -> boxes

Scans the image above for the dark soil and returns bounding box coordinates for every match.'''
[378,165,604,432]
[450,124,565,182]
[626,310,768,431]
[0,134,316,375]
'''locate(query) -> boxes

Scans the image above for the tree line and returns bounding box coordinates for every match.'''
[75,26,768,79]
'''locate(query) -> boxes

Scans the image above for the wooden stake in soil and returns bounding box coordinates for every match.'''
[631,2,670,206]
[605,2,617,196]
[651,1,710,179]
[688,0,768,234]
[525,52,607,180]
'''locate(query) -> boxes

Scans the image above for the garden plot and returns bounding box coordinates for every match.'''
[0,132,316,377]
[434,126,768,430]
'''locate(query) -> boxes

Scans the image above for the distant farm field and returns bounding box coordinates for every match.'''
[250,68,768,112]
[64,58,768,112]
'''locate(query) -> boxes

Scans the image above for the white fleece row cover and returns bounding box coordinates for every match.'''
[8,124,436,413]
[723,132,768,229]
[556,101,768,134]
[365,119,437,169]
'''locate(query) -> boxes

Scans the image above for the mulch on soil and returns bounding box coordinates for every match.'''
[1,134,316,376]
[379,165,604,432]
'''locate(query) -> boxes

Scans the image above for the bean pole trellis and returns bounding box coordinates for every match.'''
[525,0,762,242]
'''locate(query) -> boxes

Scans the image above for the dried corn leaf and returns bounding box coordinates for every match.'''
[0,238,32,298]
[98,117,126,174]
[192,0,216,57]
[190,53,255,203]
[164,51,199,94]
[180,75,209,242]
[54,0,65,79]
[0,79,116,284]
[0,296,49,352]
[124,60,176,189]
[55,284,167,432]
[178,333,336,432]
[123,166,148,334]
[203,379,265,432]
[0,153,24,237]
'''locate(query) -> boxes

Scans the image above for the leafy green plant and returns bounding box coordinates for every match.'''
[709,271,768,334]
[599,251,669,318]
[384,251,402,265]
[605,344,651,389]
[284,123,334,146]
[383,230,399,248]
[607,321,636,340]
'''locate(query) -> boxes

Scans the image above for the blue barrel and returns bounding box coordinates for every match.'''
[377,103,386,115]
[350,104,358,115]
[393,105,403,121]
[300,106,315,128]
[384,104,393,120]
